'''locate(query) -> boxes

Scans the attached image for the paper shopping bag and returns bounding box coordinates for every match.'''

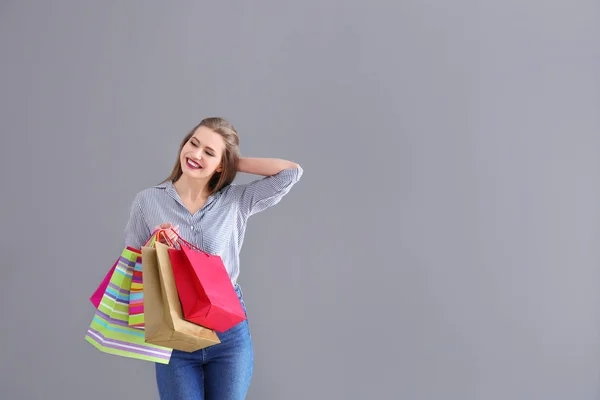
[169,242,246,333]
[89,259,117,309]
[128,230,164,327]
[142,243,221,352]
[128,256,145,327]
[84,246,172,364]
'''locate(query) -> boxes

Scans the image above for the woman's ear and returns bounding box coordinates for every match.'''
[216,163,223,173]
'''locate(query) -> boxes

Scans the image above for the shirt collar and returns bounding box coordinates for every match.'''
[153,181,170,189]
[157,180,220,214]
[158,180,180,203]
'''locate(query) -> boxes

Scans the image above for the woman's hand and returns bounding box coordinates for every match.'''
[154,222,179,245]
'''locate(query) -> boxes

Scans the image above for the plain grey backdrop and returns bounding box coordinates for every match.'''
[1,1,599,399]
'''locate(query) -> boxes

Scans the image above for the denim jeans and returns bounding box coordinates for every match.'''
[155,285,254,400]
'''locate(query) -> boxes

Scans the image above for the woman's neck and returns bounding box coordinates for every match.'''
[173,175,210,201]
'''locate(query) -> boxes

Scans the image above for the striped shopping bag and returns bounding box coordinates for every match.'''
[84,246,172,364]
[89,259,117,309]
[128,255,145,327]
[128,229,171,327]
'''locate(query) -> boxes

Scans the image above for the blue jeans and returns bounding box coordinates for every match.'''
[155,285,254,399]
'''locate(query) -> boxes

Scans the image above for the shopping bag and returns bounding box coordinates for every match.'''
[128,230,164,327]
[89,260,117,309]
[84,246,173,364]
[169,237,246,333]
[128,255,145,326]
[142,243,221,351]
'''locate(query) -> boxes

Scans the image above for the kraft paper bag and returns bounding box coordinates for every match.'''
[142,243,221,352]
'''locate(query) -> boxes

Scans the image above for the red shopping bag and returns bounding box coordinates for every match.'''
[168,238,246,333]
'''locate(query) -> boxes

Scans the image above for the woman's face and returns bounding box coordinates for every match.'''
[179,125,226,181]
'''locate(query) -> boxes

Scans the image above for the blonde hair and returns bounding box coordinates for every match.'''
[163,117,240,195]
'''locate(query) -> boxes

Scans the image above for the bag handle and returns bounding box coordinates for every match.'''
[167,229,208,255]
[143,228,175,248]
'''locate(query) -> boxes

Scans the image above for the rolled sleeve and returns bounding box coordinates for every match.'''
[234,166,303,218]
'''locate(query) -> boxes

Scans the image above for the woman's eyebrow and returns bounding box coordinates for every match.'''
[191,136,215,152]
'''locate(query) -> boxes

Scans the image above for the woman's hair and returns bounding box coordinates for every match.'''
[163,117,240,194]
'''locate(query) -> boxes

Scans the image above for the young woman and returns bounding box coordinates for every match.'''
[123,117,303,399]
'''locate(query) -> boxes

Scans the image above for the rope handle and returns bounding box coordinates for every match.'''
[168,229,208,255]
[143,226,207,255]
[143,228,175,247]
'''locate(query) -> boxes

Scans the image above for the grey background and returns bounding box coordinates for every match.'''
[1,1,599,399]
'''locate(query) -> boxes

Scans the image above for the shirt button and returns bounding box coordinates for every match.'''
[190,226,195,230]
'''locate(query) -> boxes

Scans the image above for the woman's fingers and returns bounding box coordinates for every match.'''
[167,225,179,242]
[153,223,179,244]
[153,223,178,244]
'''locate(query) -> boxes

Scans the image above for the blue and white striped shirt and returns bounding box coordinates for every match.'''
[124,166,303,285]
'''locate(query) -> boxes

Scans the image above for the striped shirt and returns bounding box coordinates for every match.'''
[124,166,303,285]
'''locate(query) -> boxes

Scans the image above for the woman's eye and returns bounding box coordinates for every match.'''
[190,141,198,147]
[206,151,214,157]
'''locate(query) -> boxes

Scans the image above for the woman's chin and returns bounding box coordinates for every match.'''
[181,168,213,180]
